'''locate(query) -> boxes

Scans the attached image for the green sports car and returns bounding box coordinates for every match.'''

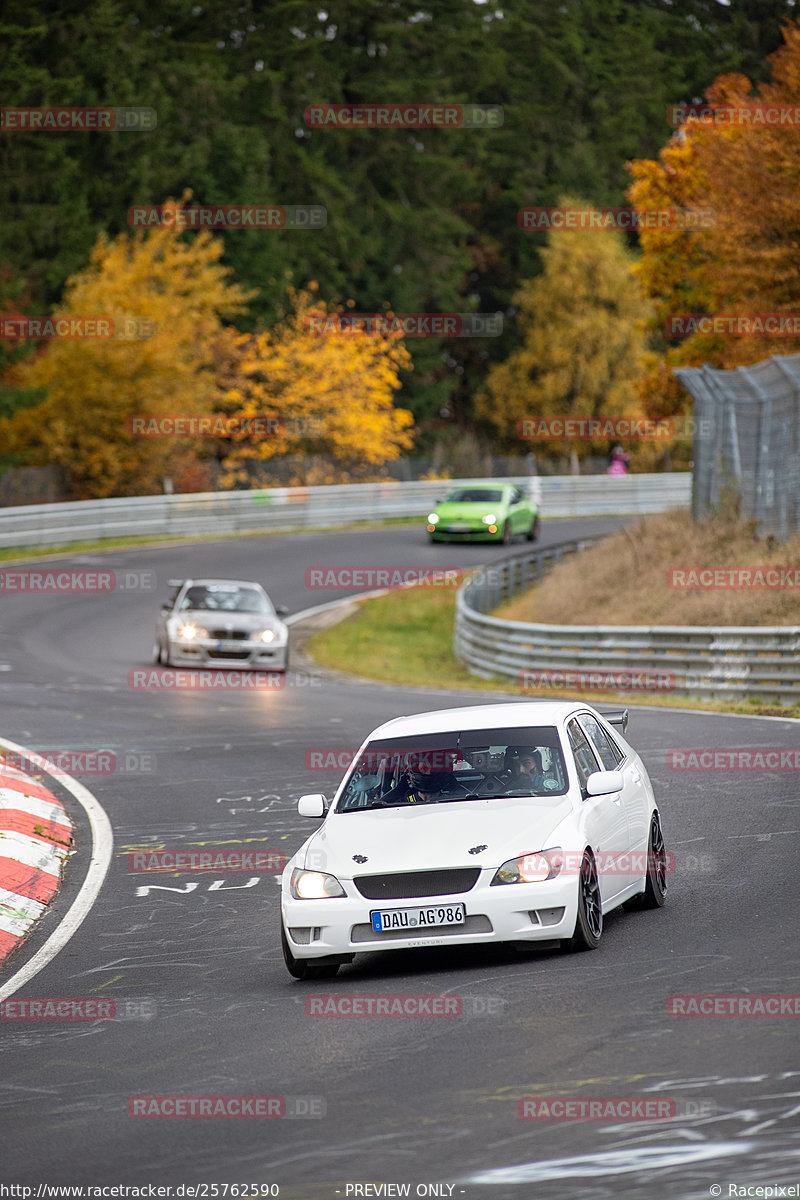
[426,483,540,544]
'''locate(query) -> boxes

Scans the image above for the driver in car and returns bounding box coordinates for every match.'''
[502,746,552,792]
[379,751,468,805]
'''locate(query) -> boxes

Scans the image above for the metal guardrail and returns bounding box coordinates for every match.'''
[0,474,690,550]
[455,540,800,705]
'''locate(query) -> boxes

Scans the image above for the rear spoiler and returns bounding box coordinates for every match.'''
[599,708,629,735]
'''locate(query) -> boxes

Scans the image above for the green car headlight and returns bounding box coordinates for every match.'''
[482,513,497,524]
[428,513,439,524]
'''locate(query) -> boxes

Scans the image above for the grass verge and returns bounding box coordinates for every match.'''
[308,585,800,719]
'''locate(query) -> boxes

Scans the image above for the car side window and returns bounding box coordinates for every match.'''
[579,714,624,770]
[567,719,602,793]
[510,487,522,504]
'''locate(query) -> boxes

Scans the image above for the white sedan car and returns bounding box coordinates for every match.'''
[154,578,289,671]
[280,701,667,979]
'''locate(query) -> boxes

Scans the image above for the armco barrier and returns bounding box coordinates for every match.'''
[454,541,800,705]
[0,474,690,550]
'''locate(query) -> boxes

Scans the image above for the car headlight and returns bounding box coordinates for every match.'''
[427,512,439,524]
[290,868,346,899]
[491,848,563,885]
[176,623,209,640]
[256,629,277,643]
[482,513,497,524]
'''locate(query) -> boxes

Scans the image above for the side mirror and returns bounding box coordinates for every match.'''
[298,794,326,818]
[585,771,624,797]
[276,605,289,617]
[160,602,172,611]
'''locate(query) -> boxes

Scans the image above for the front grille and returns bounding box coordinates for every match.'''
[353,868,481,900]
[209,629,249,640]
[207,649,250,661]
[351,915,492,942]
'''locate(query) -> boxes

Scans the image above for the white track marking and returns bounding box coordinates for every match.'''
[0,738,113,1002]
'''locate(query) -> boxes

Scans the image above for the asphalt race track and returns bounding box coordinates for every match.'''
[1,517,798,1200]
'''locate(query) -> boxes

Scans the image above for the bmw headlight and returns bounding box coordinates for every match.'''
[427,512,439,524]
[491,848,563,885]
[290,868,346,899]
[482,513,497,524]
[176,623,209,640]
[256,628,277,643]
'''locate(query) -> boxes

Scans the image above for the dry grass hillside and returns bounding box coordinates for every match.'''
[496,507,800,626]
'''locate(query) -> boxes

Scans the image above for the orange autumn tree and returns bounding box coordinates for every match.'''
[217,287,414,487]
[1,199,252,498]
[629,20,800,423]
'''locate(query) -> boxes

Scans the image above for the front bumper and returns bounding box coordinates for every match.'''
[280,872,578,960]
[168,636,288,670]
[428,523,504,542]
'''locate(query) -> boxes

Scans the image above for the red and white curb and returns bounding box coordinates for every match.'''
[0,755,73,966]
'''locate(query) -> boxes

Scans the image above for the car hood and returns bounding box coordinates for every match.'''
[170,608,281,632]
[303,796,573,876]
[434,501,506,517]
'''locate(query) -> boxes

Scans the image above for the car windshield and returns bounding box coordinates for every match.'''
[179,584,272,614]
[335,726,569,812]
[444,488,504,504]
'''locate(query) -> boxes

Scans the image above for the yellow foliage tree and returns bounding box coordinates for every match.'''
[217,287,414,487]
[1,197,253,498]
[475,200,650,468]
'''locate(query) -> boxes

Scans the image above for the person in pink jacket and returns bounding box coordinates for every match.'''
[607,442,630,475]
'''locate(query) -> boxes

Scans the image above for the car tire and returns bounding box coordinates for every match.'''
[152,639,163,665]
[280,922,340,980]
[501,520,511,545]
[624,813,668,911]
[563,850,602,951]
[526,515,541,542]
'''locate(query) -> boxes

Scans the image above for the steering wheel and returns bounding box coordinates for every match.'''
[479,773,511,794]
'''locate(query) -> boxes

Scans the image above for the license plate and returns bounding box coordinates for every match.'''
[215,640,240,651]
[370,903,466,932]
[447,524,472,532]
